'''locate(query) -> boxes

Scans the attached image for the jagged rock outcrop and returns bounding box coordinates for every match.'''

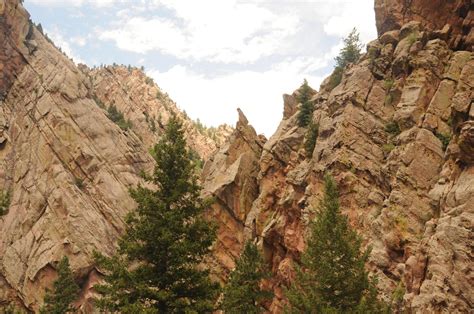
[375,0,473,51]
[0,0,229,311]
[201,109,265,280]
[203,1,473,313]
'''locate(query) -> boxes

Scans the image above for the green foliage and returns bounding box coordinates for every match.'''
[304,123,319,158]
[188,149,204,170]
[107,104,132,130]
[391,281,405,311]
[193,118,222,141]
[382,143,396,154]
[222,241,273,313]
[326,28,362,92]
[406,32,418,47]
[94,115,219,313]
[286,175,387,313]
[297,79,314,128]
[0,190,11,216]
[40,257,79,314]
[327,66,343,91]
[435,132,451,151]
[145,77,154,86]
[335,28,363,69]
[383,78,394,91]
[74,177,84,190]
[384,121,401,136]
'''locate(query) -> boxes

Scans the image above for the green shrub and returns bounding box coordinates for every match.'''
[384,78,394,91]
[435,132,451,151]
[92,94,105,109]
[0,190,11,216]
[406,32,418,47]
[385,121,401,136]
[327,66,343,91]
[382,143,395,154]
[107,105,132,131]
[304,123,319,158]
[74,177,84,190]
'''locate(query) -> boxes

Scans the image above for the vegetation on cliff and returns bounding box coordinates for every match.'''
[94,115,219,312]
[286,175,387,313]
[222,241,273,313]
[328,28,363,90]
[40,257,79,314]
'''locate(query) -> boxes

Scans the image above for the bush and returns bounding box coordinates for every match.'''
[385,121,401,136]
[0,190,11,216]
[327,66,343,91]
[107,105,132,131]
[304,123,319,158]
[382,143,395,154]
[435,132,451,151]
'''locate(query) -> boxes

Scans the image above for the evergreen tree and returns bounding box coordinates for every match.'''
[222,241,273,313]
[328,28,363,91]
[335,28,362,69]
[297,79,314,127]
[94,115,219,313]
[286,175,387,313]
[40,256,79,314]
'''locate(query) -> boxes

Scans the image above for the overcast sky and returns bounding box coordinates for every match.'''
[25,0,377,136]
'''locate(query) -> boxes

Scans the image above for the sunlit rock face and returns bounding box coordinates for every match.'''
[0,0,230,311]
[0,0,472,312]
[374,0,473,51]
[203,1,473,312]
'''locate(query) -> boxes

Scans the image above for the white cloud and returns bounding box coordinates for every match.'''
[45,27,85,64]
[323,0,377,45]
[71,36,87,47]
[99,0,300,63]
[148,58,327,136]
[29,0,121,7]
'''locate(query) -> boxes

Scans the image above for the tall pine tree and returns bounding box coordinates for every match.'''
[286,175,387,313]
[297,79,314,127]
[94,115,219,313]
[222,241,273,313]
[40,256,79,314]
[328,28,363,91]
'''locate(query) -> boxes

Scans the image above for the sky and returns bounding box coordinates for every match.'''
[25,0,377,136]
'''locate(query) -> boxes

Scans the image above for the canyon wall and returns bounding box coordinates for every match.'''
[205,3,473,313]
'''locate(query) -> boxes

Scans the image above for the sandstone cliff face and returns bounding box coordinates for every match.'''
[82,65,230,160]
[0,0,228,311]
[204,4,473,313]
[375,0,473,51]
[201,109,265,281]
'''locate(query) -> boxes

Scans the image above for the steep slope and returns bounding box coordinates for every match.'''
[203,5,473,314]
[81,65,231,160]
[0,0,229,311]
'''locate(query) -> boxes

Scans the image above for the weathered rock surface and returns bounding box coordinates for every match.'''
[0,0,473,312]
[375,0,473,51]
[201,109,265,280]
[203,9,474,314]
[0,0,229,311]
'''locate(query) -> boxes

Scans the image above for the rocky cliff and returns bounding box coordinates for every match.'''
[0,0,472,312]
[204,3,473,314]
[0,0,229,311]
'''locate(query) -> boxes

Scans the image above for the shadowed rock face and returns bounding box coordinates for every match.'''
[374,0,473,51]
